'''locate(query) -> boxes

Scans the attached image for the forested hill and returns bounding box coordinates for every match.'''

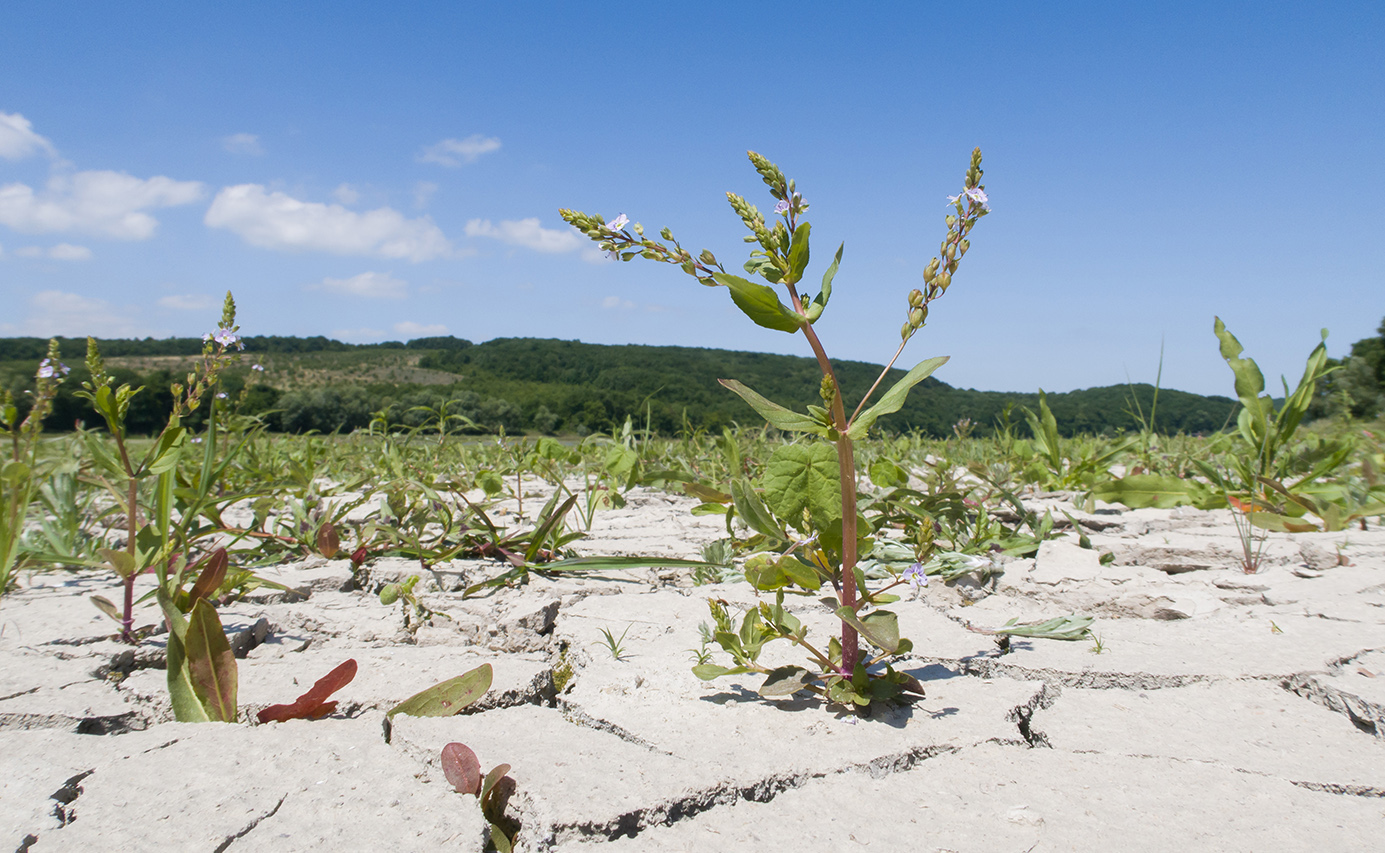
[0,334,1237,437]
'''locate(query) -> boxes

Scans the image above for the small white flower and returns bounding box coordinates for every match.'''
[209,327,243,350]
[607,213,629,232]
[964,187,990,210]
[191,437,204,444]
[774,199,790,215]
[251,364,265,372]
[37,358,70,379]
[216,392,228,399]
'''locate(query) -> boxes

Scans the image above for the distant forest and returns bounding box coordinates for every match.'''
[5,328,1339,438]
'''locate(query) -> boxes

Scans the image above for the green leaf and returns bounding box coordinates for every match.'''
[712,272,804,333]
[805,242,842,324]
[868,459,909,489]
[535,556,717,574]
[387,664,494,718]
[730,478,788,541]
[992,615,1094,641]
[1091,474,1195,509]
[692,664,749,681]
[98,548,138,579]
[185,598,238,722]
[835,606,901,654]
[786,222,811,284]
[743,554,789,591]
[718,379,829,436]
[759,665,817,697]
[762,442,841,530]
[848,356,950,440]
[1213,317,1266,410]
[90,594,121,623]
[146,426,186,475]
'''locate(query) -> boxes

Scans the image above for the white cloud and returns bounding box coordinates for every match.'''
[205,184,452,261]
[0,170,204,239]
[0,112,57,160]
[393,320,448,337]
[601,295,635,310]
[464,217,582,254]
[223,133,263,155]
[418,134,501,167]
[308,271,408,299]
[331,327,384,341]
[15,243,92,260]
[413,181,438,209]
[332,183,359,204]
[157,293,218,311]
[22,290,144,337]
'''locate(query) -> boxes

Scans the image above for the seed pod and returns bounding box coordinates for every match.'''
[959,239,970,256]
[923,259,939,283]
[900,322,912,340]
[908,288,923,307]
[936,272,952,291]
[943,243,956,261]
[699,249,717,265]
[946,215,957,228]
[910,306,926,327]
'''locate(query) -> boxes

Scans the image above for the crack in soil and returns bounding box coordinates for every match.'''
[555,700,673,755]
[212,794,287,853]
[50,769,93,827]
[541,743,964,848]
[1281,673,1383,738]
[915,654,1215,690]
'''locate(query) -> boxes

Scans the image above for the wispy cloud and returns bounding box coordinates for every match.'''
[21,290,144,337]
[393,320,448,337]
[205,184,452,261]
[14,243,92,260]
[418,134,501,167]
[413,181,438,209]
[464,217,582,254]
[332,183,359,204]
[307,271,409,299]
[222,133,263,155]
[0,111,57,160]
[0,171,204,239]
[157,293,219,311]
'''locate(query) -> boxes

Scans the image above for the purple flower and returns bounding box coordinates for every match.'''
[774,199,790,215]
[251,364,265,372]
[607,213,629,232]
[37,358,70,379]
[216,392,228,399]
[902,562,929,588]
[964,187,990,210]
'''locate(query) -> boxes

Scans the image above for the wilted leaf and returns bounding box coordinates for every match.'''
[257,659,358,724]
[759,665,816,697]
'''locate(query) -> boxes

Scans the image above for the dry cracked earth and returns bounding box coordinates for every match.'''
[2,486,1383,851]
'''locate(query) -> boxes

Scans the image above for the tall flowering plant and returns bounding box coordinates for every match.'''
[561,150,990,708]
[0,340,70,600]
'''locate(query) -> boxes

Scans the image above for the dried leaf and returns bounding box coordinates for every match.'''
[257,659,358,724]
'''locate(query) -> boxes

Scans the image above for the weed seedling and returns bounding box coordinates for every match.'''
[596,624,633,661]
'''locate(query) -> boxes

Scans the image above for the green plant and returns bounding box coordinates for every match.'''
[596,624,633,661]
[561,149,990,708]
[1,340,69,599]
[441,741,518,852]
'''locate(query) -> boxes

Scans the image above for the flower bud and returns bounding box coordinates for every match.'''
[900,322,912,340]
[908,288,924,307]
[699,249,717,265]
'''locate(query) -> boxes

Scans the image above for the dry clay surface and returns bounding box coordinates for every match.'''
[2,486,1384,851]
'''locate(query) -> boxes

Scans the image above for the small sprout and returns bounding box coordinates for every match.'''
[596,624,633,661]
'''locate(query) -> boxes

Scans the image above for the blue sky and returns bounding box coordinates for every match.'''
[1,2,1381,397]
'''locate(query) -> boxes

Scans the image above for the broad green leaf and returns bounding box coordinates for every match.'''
[993,615,1094,640]
[718,379,829,436]
[146,426,185,475]
[387,664,494,718]
[731,478,788,541]
[805,242,842,324]
[786,222,811,284]
[99,548,138,579]
[759,665,816,697]
[692,664,747,681]
[848,357,950,440]
[1091,475,1195,509]
[712,272,804,333]
[868,459,909,489]
[835,606,901,654]
[185,598,238,722]
[743,554,789,591]
[1213,317,1266,410]
[763,442,841,530]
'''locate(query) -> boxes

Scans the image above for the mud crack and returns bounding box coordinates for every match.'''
[211,794,287,852]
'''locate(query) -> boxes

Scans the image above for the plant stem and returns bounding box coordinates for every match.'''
[787,284,860,674]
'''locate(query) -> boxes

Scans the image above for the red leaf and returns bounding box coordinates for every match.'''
[188,549,229,603]
[257,659,358,724]
[441,742,482,795]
